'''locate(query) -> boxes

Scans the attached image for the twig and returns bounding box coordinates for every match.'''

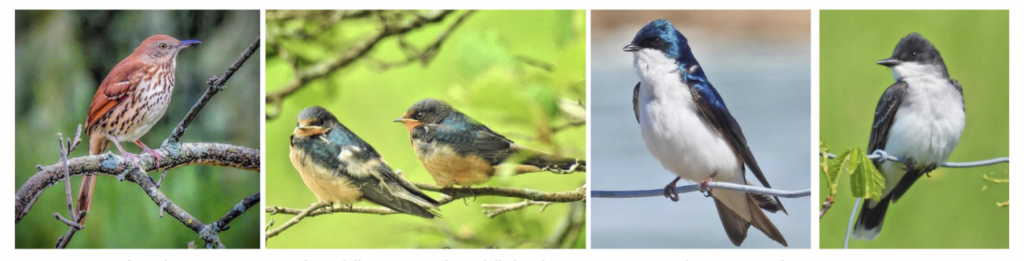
[266,10,460,120]
[264,183,587,239]
[591,182,809,199]
[481,200,553,218]
[366,10,475,71]
[166,37,260,144]
[819,196,833,219]
[265,202,329,239]
[53,127,85,248]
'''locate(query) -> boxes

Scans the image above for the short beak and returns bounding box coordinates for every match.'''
[179,39,201,48]
[393,117,412,123]
[623,44,640,52]
[877,58,900,67]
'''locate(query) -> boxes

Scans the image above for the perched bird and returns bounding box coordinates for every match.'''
[394,98,585,188]
[624,19,788,247]
[853,33,965,240]
[290,106,440,218]
[78,35,200,224]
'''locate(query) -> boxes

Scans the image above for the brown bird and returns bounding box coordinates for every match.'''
[77,35,200,224]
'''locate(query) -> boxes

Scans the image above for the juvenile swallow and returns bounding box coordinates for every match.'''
[394,98,585,188]
[290,106,440,218]
[853,33,965,240]
[625,19,787,247]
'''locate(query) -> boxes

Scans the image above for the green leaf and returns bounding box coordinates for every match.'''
[849,149,886,200]
[825,148,853,189]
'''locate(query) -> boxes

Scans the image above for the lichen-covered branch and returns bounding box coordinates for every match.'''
[15,142,260,224]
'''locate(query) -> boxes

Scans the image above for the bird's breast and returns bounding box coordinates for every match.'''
[885,76,965,169]
[637,80,742,184]
[417,142,493,187]
[290,143,362,204]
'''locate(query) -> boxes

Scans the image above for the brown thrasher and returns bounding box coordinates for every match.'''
[77,35,200,224]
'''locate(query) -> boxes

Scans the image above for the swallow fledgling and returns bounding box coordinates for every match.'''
[853,33,965,240]
[624,19,787,247]
[394,98,585,188]
[290,106,440,218]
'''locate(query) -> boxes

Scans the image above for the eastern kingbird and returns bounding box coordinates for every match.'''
[624,19,788,247]
[852,33,966,240]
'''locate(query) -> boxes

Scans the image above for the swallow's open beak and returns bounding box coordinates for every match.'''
[623,44,640,52]
[877,58,901,67]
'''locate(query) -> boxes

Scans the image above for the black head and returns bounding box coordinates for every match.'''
[394,98,454,130]
[878,33,948,78]
[622,19,690,60]
[294,106,338,137]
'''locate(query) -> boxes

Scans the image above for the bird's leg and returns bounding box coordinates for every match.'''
[134,140,163,171]
[699,172,717,197]
[663,177,682,202]
[107,135,149,180]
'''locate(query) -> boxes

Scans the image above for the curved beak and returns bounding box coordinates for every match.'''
[179,39,201,49]
[623,44,640,52]
[877,58,900,67]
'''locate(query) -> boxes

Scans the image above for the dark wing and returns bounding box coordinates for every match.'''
[867,82,908,155]
[633,82,640,123]
[689,82,786,214]
[414,123,517,166]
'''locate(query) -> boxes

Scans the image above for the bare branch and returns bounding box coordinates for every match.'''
[15,142,259,224]
[264,183,587,239]
[481,200,553,218]
[167,37,260,144]
[366,10,475,71]
[266,10,466,120]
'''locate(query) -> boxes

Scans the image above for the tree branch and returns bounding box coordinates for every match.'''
[264,183,587,239]
[365,10,475,71]
[591,182,810,199]
[266,10,467,120]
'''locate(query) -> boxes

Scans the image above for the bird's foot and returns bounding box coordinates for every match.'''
[135,140,163,170]
[698,177,714,198]
[120,152,149,177]
[663,177,681,202]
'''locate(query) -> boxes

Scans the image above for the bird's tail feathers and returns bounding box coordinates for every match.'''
[713,195,788,247]
[853,195,892,241]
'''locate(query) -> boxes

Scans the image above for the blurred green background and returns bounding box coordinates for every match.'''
[264,10,586,248]
[14,10,261,248]
[819,10,1009,248]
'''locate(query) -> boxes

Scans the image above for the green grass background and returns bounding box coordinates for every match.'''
[264,10,586,248]
[819,10,1009,248]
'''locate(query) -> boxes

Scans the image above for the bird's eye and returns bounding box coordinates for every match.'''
[314,119,323,126]
[414,112,425,120]
[910,51,918,58]
[159,43,168,49]
[651,38,663,46]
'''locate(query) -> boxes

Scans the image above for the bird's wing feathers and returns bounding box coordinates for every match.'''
[867,81,908,154]
[633,82,641,123]
[86,58,143,131]
[690,81,786,214]
[419,123,516,166]
[950,79,964,112]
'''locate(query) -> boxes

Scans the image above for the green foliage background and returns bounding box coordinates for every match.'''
[264,10,586,248]
[819,10,1009,248]
[14,11,261,248]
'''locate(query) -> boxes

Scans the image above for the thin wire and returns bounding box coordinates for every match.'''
[844,197,861,249]
[591,182,810,198]
[825,150,1009,168]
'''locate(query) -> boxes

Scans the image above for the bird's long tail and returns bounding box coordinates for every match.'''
[76,138,107,225]
[510,145,586,173]
[852,195,892,241]
[714,193,788,247]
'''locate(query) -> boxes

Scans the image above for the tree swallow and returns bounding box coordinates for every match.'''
[290,106,440,218]
[394,98,585,188]
[624,19,788,247]
[853,33,965,240]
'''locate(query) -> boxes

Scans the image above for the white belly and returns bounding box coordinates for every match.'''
[879,75,965,193]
